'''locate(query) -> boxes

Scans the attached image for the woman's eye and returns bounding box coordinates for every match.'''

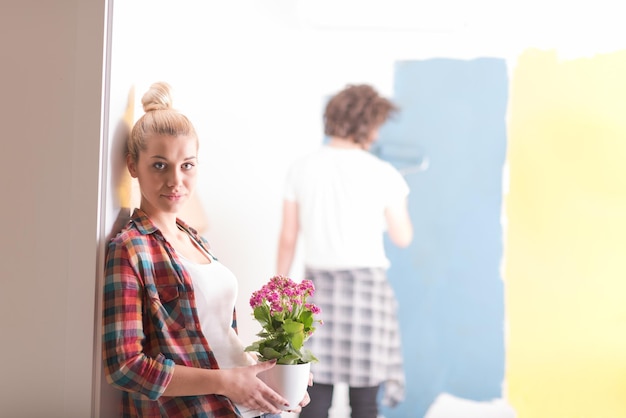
[153,162,166,170]
[182,162,195,170]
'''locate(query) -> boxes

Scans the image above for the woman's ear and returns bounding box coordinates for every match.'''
[126,154,138,178]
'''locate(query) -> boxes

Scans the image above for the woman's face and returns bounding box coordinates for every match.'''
[127,134,198,217]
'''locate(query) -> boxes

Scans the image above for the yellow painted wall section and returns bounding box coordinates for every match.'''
[506,49,626,418]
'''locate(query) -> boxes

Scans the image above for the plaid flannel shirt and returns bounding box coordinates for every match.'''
[102,209,240,417]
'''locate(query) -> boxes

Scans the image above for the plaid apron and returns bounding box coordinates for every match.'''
[304,267,406,407]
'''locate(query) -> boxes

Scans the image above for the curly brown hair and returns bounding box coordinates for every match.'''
[324,84,398,145]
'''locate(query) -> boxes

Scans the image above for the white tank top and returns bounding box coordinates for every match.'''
[178,254,260,418]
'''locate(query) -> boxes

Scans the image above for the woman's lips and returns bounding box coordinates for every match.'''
[163,194,184,201]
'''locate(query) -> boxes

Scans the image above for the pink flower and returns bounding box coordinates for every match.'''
[245,275,323,364]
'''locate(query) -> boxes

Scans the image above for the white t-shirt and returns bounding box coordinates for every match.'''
[178,255,260,418]
[284,145,410,270]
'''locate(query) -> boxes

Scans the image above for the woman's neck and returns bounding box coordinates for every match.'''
[140,207,180,237]
[327,137,366,149]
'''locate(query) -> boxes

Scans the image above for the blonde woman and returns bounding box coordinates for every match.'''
[103,82,309,417]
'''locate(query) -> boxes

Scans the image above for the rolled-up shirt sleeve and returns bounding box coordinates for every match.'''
[102,240,175,400]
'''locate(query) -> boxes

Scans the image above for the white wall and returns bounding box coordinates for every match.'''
[105,0,626,360]
[0,1,107,417]
[104,0,524,351]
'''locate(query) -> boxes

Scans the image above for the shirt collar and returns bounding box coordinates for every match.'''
[130,208,200,239]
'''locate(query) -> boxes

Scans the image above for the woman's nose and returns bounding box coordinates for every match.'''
[167,169,183,187]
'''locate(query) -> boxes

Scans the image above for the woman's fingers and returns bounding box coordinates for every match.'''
[300,390,311,407]
[287,389,311,413]
[220,364,288,413]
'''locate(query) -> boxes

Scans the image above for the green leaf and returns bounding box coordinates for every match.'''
[261,346,283,360]
[273,310,285,323]
[253,306,272,328]
[277,353,300,365]
[291,331,304,350]
[300,349,318,363]
[283,319,304,334]
[244,342,260,352]
[300,310,313,328]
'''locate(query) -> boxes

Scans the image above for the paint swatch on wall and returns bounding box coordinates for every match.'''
[505,48,626,418]
[379,57,508,418]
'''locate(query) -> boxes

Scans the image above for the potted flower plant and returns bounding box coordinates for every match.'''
[245,275,322,409]
[245,275,321,364]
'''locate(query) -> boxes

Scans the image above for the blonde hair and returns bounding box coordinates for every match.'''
[128,82,198,162]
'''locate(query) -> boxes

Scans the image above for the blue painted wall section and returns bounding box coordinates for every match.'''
[377,58,508,418]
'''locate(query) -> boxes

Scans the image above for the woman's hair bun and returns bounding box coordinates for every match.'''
[141,81,173,112]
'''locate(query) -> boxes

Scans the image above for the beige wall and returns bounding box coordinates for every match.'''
[0,1,107,417]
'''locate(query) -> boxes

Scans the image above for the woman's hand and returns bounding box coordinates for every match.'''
[220,360,288,414]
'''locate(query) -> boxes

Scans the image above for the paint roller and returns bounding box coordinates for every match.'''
[370,142,429,175]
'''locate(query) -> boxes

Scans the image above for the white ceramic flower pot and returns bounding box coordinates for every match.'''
[258,362,311,410]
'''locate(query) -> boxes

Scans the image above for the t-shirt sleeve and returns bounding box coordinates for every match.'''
[283,162,299,202]
[382,161,410,206]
